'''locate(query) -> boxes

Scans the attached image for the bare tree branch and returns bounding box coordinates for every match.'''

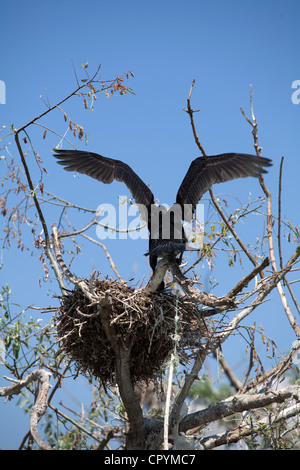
[79,232,124,283]
[241,87,300,339]
[179,384,300,434]
[217,239,300,346]
[184,79,264,275]
[278,156,285,270]
[201,399,300,449]
[15,66,101,134]
[52,226,97,301]
[0,369,52,450]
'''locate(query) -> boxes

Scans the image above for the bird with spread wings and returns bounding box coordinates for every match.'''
[53,149,272,275]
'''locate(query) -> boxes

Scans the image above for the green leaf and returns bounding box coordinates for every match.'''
[13,341,20,359]
[126,87,135,95]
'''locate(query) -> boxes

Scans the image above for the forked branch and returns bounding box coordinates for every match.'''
[0,369,52,450]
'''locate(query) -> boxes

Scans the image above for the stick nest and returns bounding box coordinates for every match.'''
[55,277,206,387]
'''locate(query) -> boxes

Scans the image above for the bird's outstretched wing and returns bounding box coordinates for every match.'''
[176,153,272,221]
[53,149,154,221]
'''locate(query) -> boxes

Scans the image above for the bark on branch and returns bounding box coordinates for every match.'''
[99,290,146,450]
[0,369,52,450]
[179,384,300,434]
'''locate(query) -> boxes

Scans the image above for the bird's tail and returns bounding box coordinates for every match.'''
[145,241,199,257]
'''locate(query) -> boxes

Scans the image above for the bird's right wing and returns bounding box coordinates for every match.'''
[53,149,154,222]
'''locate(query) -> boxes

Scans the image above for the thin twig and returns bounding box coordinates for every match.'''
[164,352,175,450]
[278,156,284,270]
[284,276,300,315]
[58,214,101,239]
[79,232,124,282]
[183,79,206,157]
[33,122,76,148]
[218,240,300,345]
[52,226,97,302]
[210,189,262,271]
[238,328,255,392]
[48,403,104,444]
[14,133,66,293]
[241,86,300,338]
[213,349,242,391]
[15,65,101,134]
[227,257,269,298]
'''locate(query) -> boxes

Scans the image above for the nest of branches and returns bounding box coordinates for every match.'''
[55,277,206,387]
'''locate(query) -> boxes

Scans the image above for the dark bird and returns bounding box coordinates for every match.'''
[53,149,272,276]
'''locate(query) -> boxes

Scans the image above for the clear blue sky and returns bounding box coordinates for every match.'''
[1,0,299,449]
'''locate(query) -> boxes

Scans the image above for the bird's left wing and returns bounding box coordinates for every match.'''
[176,153,272,221]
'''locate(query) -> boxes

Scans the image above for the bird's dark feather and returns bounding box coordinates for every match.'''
[54,149,154,211]
[176,153,272,220]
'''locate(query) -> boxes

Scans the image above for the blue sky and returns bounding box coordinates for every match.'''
[1,0,300,449]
